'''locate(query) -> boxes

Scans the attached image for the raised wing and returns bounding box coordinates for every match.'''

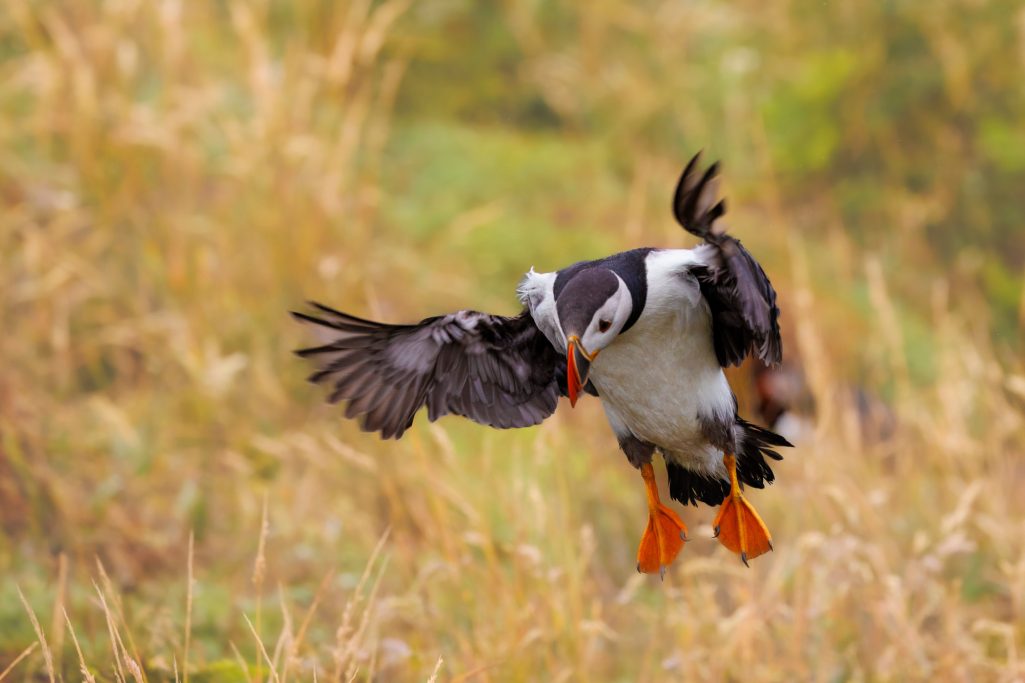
[672,154,782,367]
[292,303,564,439]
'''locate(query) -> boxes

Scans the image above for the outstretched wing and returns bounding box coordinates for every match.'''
[672,153,782,367]
[292,303,564,439]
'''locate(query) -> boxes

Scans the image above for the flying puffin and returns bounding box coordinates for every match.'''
[293,154,792,573]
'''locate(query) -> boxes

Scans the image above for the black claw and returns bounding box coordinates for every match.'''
[713,525,720,538]
[768,540,774,552]
[741,552,750,568]
[680,531,688,542]
[659,565,666,582]
[636,563,642,573]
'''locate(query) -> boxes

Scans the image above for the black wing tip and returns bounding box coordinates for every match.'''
[293,301,383,324]
[755,332,783,368]
[309,300,346,316]
[289,300,331,316]
[291,309,330,326]
[365,423,403,440]
[672,152,726,239]
[681,151,703,182]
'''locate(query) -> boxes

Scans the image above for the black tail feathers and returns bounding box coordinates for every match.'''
[665,419,792,507]
[735,418,791,490]
[666,461,730,507]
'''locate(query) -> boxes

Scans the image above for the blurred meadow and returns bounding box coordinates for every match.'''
[2,0,1025,680]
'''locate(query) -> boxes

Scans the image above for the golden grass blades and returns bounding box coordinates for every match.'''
[3,0,1025,680]
[0,643,39,683]
[15,587,55,683]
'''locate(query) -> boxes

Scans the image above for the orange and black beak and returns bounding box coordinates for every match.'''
[566,336,598,407]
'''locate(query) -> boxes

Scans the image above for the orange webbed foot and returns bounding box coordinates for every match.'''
[637,502,688,577]
[713,454,773,566]
[636,463,688,578]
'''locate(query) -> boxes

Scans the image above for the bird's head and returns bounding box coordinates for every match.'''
[556,268,633,407]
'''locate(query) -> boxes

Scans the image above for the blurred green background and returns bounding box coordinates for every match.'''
[1,1,1024,681]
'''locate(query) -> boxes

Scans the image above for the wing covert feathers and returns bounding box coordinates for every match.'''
[672,153,783,367]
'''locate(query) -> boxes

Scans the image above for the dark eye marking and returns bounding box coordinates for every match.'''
[598,319,612,333]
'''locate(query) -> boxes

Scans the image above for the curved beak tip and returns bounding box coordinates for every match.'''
[566,338,593,408]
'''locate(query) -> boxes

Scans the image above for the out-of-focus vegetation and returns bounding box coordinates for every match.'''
[1,0,1024,680]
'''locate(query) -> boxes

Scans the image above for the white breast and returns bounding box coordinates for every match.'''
[520,250,736,476]
[590,250,734,475]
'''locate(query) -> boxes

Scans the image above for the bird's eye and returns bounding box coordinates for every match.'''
[598,319,612,333]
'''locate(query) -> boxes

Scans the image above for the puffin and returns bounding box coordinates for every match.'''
[293,154,792,573]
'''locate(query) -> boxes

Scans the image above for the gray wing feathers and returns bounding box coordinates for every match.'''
[293,303,561,439]
[673,154,783,367]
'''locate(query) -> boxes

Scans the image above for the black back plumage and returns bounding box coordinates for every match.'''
[672,154,783,368]
[292,303,563,439]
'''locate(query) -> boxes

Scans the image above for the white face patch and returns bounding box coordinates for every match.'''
[579,275,632,354]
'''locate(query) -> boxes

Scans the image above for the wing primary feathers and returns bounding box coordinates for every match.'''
[672,152,703,227]
[293,304,563,439]
[307,301,400,328]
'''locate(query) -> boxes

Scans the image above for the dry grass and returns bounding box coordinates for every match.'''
[2,1,1024,681]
